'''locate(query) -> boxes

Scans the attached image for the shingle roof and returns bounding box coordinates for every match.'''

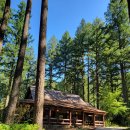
[20,86,106,114]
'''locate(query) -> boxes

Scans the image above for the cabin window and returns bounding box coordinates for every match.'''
[44,108,49,118]
[51,110,56,118]
[95,115,103,121]
[58,110,68,119]
[85,113,94,124]
[77,112,82,119]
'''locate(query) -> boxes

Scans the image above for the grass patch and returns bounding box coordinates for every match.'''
[0,124,45,130]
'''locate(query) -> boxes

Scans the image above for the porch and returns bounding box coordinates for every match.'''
[43,107,105,127]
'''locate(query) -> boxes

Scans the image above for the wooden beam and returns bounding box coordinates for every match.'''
[103,114,105,127]
[82,112,85,126]
[69,110,72,127]
[56,109,59,124]
[48,108,51,124]
[93,114,95,127]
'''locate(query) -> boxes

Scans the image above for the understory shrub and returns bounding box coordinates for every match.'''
[100,87,128,126]
[0,124,45,130]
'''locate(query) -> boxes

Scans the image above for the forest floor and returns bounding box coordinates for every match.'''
[95,127,129,130]
[45,127,130,130]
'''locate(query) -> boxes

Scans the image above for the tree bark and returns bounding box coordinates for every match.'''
[120,61,128,103]
[118,27,128,103]
[81,56,85,100]
[5,62,14,107]
[0,0,10,54]
[4,0,32,124]
[127,0,130,19]
[34,0,48,129]
[64,54,67,92]
[49,63,53,89]
[87,55,90,102]
[110,71,114,92]
[95,40,100,109]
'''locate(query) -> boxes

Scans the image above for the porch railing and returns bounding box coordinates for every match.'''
[43,117,104,127]
[95,121,104,127]
[43,117,83,125]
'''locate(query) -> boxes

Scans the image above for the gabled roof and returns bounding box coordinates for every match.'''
[21,86,106,114]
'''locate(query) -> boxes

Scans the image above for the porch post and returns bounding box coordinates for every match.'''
[82,112,85,126]
[48,108,51,124]
[69,110,72,127]
[93,114,95,127]
[56,109,59,124]
[103,114,105,127]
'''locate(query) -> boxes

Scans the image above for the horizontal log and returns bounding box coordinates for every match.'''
[95,121,104,125]
[60,122,70,125]
[76,123,82,125]
[95,121,104,123]
[76,119,82,122]
[95,124,104,126]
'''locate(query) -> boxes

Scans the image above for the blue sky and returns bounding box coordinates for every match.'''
[11,0,110,57]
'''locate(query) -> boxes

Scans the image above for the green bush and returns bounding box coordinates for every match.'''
[0,124,10,130]
[100,87,128,126]
[105,119,119,127]
[0,124,45,130]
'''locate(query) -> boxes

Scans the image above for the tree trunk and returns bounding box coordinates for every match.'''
[5,63,14,107]
[95,45,99,109]
[34,0,48,129]
[118,28,128,103]
[120,61,128,103]
[81,56,85,100]
[93,80,95,107]
[87,55,90,102]
[49,64,53,89]
[73,66,76,94]
[110,71,114,92]
[64,57,67,92]
[127,0,130,19]
[4,0,32,124]
[0,0,10,54]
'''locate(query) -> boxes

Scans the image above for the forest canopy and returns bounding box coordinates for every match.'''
[0,0,130,127]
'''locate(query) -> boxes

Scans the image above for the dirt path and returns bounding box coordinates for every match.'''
[95,128,129,130]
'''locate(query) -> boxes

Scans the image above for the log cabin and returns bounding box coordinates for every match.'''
[18,86,106,128]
